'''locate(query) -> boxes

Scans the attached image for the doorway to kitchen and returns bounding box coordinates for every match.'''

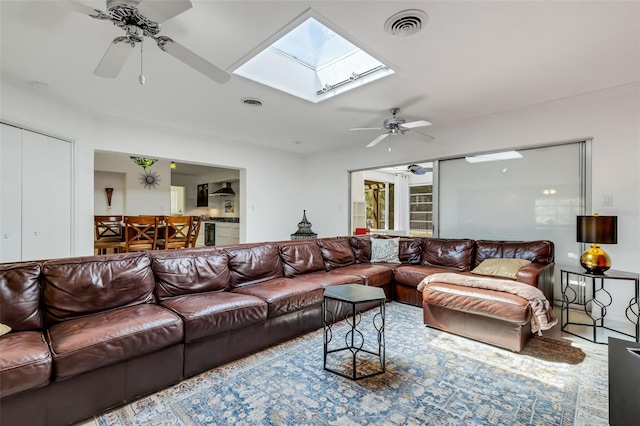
[170,186,185,216]
[350,163,434,236]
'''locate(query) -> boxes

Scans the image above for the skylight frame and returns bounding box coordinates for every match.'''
[229,8,396,103]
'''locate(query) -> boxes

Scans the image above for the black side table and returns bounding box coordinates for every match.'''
[561,268,639,344]
[322,284,386,380]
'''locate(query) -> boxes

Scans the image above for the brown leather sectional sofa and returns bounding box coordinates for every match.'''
[0,236,553,426]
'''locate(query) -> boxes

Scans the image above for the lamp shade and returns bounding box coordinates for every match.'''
[130,156,158,169]
[576,215,617,244]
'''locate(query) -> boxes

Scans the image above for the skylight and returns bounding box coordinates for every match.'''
[231,10,395,103]
[271,18,357,69]
[465,151,523,163]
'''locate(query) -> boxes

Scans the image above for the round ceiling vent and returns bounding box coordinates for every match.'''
[241,98,263,107]
[384,9,428,37]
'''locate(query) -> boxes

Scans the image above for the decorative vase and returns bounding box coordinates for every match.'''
[105,188,114,209]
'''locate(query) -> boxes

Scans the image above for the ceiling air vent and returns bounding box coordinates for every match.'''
[241,98,263,107]
[384,9,428,37]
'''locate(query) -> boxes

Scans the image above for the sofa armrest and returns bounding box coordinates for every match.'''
[516,262,554,302]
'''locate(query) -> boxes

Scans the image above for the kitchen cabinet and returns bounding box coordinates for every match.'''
[215,223,239,246]
[1,123,71,262]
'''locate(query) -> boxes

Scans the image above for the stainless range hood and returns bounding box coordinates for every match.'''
[210,182,235,196]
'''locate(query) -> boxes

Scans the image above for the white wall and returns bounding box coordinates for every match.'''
[90,116,309,245]
[94,171,125,215]
[95,152,172,215]
[305,83,639,319]
[2,77,638,282]
[306,84,639,268]
[1,79,307,255]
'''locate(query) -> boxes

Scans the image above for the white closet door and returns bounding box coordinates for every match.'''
[20,130,71,261]
[21,131,50,260]
[0,124,23,262]
[45,135,71,258]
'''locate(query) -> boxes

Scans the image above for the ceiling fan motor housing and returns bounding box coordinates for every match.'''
[383,116,406,130]
[107,1,160,36]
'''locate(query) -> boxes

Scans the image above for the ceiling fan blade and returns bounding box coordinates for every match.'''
[409,130,436,143]
[137,0,193,23]
[61,1,109,19]
[94,37,134,78]
[350,127,383,131]
[402,120,432,129]
[366,133,389,148]
[156,36,230,83]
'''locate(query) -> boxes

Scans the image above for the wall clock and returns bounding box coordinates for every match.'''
[140,170,161,189]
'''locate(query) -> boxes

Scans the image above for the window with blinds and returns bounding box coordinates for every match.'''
[409,184,433,237]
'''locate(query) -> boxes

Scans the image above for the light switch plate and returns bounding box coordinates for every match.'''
[602,194,613,207]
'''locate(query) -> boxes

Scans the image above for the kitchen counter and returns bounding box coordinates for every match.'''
[206,217,240,223]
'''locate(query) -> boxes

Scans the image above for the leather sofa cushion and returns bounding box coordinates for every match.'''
[350,236,371,262]
[351,236,424,264]
[42,252,156,325]
[46,304,183,381]
[474,240,554,268]
[317,238,355,270]
[394,265,464,287]
[0,331,51,398]
[301,270,364,287]
[398,237,425,264]
[277,240,326,277]
[161,292,267,343]
[151,250,230,300]
[422,238,475,271]
[225,243,284,288]
[232,277,323,318]
[0,262,42,331]
[328,264,393,287]
[423,282,531,324]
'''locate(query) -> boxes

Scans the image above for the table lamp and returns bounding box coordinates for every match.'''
[576,214,617,274]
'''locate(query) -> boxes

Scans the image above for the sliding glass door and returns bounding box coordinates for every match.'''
[438,141,587,302]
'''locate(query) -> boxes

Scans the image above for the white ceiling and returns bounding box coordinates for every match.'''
[1,1,638,155]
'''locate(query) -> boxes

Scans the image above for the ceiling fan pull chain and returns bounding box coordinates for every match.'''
[139,40,145,85]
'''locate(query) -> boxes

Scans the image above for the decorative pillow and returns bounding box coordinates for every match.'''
[471,258,531,279]
[0,323,11,336]
[371,237,401,264]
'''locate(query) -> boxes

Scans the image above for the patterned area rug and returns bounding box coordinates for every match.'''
[91,303,607,426]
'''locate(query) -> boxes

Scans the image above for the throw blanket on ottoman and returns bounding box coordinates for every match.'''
[417,272,558,334]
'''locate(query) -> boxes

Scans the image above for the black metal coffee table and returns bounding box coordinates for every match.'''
[322,284,386,380]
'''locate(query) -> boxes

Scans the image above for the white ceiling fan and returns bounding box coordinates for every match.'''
[406,164,432,175]
[351,107,435,148]
[64,0,230,84]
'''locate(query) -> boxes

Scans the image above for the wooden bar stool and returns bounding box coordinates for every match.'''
[189,216,202,248]
[157,216,192,250]
[94,215,124,255]
[119,215,159,252]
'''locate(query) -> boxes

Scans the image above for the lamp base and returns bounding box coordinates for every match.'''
[580,244,612,274]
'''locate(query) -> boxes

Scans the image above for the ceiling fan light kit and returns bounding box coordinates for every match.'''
[67,0,230,84]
